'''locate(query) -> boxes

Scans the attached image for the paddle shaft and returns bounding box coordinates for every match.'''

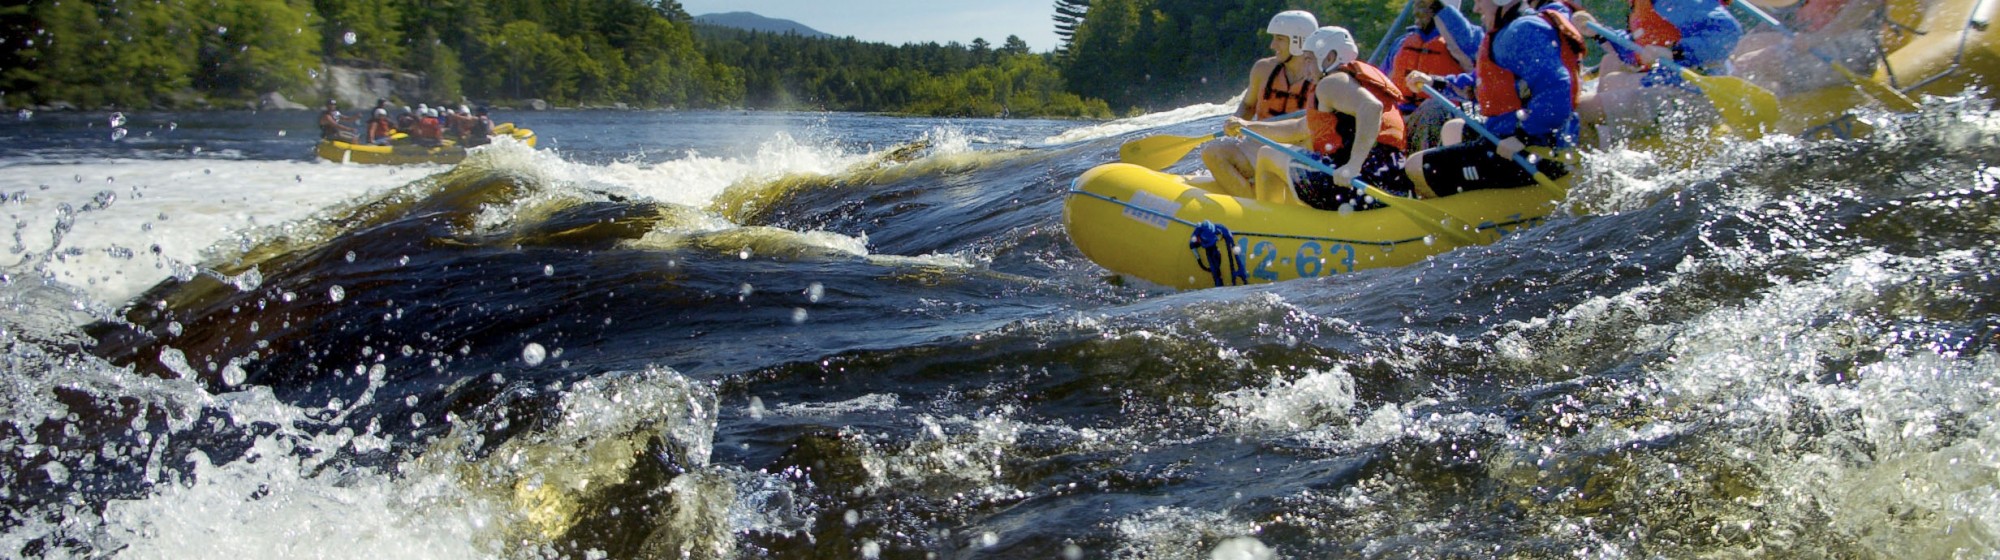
[1732,1,1920,111]
[1369,0,1419,67]
[1418,85,1568,198]
[1236,128,1483,246]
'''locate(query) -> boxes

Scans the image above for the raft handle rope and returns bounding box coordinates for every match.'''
[1188,221,1249,287]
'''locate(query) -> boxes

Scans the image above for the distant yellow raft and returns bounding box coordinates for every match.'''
[1062,163,1565,289]
[315,123,537,165]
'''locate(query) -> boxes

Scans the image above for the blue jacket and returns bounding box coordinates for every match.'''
[1484,13,1581,147]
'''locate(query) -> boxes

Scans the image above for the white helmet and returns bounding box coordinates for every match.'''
[1305,26,1359,69]
[1266,10,1319,57]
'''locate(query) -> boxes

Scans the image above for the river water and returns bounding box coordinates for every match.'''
[2,101,1998,558]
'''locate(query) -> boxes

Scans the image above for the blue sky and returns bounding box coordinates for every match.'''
[680,0,1062,53]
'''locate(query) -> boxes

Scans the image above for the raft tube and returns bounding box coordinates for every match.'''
[1062,163,1564,289]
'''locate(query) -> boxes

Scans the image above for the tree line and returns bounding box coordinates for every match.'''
[0,0,1626,117]
[0,0,1110,117]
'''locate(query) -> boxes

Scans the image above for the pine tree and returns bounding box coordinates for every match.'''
[1052,0,1089,55]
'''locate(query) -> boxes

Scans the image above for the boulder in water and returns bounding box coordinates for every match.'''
[259,92,308,111]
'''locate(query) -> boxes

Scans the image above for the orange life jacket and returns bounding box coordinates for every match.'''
[1308,61,1409,155]
[1475,11,1586,118]
[414,117,443,140]
[1390,31,1470,99]
[1256,58,1315,119]
[1630,0,1682,48]
[367,119,394,142]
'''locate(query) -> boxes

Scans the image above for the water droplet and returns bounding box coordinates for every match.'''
[158,347,196,378]
[543,264,554,277]
[329,285,346,302]
[791,308,808,324]
[739,283,754,299]
[739,248,752,260]
[343,31,357,45]
[110,128,127,142]
[216,25,228,35]
[859,540,881,559]
[345,251,356,262]
[222,362,247,386]
[521,342,547,366]
[806,282,824,303]
[843,510,860,526]
[108,112,125,128]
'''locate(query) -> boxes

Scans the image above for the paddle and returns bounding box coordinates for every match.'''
[1237,128,1484,246]
[1734,1,1920,112]
[1419,85,1569,199]
[1119,110,1304,170]
[1584,21,1781,138]
[1368,0,1419,67]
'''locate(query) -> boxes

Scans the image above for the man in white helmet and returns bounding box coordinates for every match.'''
[1198,10,1321,199]
[1228,26,1414,210]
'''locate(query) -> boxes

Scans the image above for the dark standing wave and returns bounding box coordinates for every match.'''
[5,101,2000,558]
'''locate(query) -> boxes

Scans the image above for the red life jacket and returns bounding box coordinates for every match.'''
[1630,0,1733,48]
[1630,0,1682,48]
[1308,61,1409,155]
[1390,31,1471,99]
[1256,58,1315,119]
[1475,11,1586,118]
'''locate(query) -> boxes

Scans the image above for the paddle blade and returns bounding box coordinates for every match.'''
[1685,70,1781,139]
[1119,133,1218,170]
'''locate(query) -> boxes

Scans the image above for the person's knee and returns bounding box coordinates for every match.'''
[1404,151,1438,199]
[1441,120,1465,146]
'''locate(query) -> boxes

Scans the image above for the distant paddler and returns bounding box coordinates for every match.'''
[317,100,359,142]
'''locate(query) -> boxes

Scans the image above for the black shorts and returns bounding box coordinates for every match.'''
[1290,145,1414,211]
[1415,139,1569,197]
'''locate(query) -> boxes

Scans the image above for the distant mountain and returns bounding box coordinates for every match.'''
[694,12,833,39]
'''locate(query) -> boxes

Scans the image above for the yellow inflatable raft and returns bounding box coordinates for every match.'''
[315,123,537,165]
[1063,163,1565,289]
[1774,0,1997,135]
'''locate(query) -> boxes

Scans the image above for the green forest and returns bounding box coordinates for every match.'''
[0,0,1623,117]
